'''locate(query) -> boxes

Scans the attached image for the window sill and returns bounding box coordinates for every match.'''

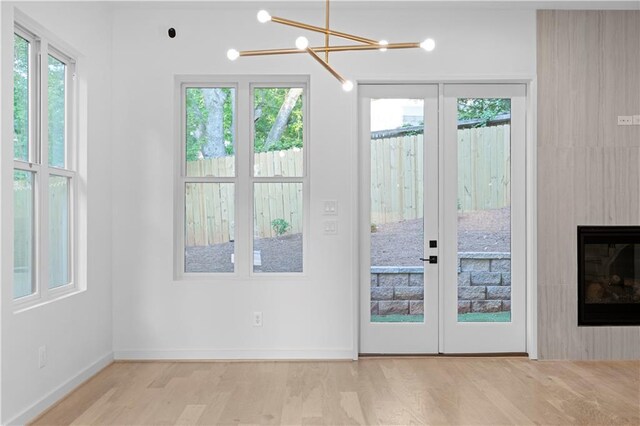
[13,286,85,314]
[174,273,309,283]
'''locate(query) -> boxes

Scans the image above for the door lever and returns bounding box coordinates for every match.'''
[419,256,438,264]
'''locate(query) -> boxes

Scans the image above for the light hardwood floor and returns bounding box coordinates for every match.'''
[32,358,639,425]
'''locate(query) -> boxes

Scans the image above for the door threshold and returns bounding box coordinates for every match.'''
[359,352,528,358]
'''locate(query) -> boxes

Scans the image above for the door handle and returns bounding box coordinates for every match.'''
[419,256,438,264]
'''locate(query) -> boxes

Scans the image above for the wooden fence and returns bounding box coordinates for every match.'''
[458,125,511,212]
[185,149,304,245]
[183,125,510,246]
[13,176,68,298]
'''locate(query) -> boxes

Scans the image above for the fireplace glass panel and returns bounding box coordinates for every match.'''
[578,226,640,326]
[584,243,640,305]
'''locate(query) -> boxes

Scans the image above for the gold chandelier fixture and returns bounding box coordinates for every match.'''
[226,0,435,91]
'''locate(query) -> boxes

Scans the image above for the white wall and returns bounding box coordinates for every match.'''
[0,3,113,424]
[111,3,536,359]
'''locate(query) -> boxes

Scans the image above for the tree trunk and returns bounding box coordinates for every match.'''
[201,89,228,158]
[263,88,302,151]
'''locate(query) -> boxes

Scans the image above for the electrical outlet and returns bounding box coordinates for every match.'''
[617,116,633,126]
[324,220,338,235]
[253,311,263,327]
[633,115,640,125]
[38,346,47,369]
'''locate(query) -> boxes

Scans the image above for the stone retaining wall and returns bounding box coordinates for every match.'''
[370,252,511,315]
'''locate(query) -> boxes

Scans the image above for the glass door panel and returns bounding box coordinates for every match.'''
[370,98,425,323]
[456,98,512,322]
[443,84,526,354]
[360,84,439,354]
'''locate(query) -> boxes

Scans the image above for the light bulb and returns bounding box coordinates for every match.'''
[227,49,240,61]
[257,10,272,23]
[295,36,309,50]
[420,38,435,52]
[342,80,354,92]
[378,40,388,52]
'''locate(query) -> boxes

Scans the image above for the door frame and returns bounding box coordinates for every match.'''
[358,84,440,354]
[351,78,538,359]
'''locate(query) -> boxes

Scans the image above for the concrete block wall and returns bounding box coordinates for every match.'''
[370,253,511,315]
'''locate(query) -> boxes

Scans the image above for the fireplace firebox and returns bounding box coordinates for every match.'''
[578,226,640,326]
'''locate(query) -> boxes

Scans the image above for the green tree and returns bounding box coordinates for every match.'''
[458,98,510,127]
[14,34,29,162]
[253,88,303,153]
[185,88,234,161]
[185,87,303,161]
[48,55,66,167]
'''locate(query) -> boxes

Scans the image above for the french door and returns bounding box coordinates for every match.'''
[359,83,527,354]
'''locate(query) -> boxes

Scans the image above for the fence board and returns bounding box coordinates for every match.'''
[181,126,510,246]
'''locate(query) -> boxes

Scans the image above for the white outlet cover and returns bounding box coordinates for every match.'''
[617,116,633,126]
[323,200,338,215]
[324,220,338,235]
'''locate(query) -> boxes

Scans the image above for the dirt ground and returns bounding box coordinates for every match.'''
[185,234,302,273]
[371,207,511,266]
[186,208,510,272]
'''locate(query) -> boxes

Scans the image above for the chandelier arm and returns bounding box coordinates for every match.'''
[270,16,378,45]
[238,42,421,57]
[305,47,347,84]
[325,0,330,62]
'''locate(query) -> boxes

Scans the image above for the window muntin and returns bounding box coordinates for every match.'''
[12,24,77,304]
[179,79,308,278]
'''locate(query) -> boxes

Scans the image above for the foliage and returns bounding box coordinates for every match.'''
[14,34,29,162]
[48,56,66,167]
[185,88,234,161]
[254,88,303,153]
[185,87,303,161]
[457,98,510,127]
[271,218,291,236]
[13,36,67,174]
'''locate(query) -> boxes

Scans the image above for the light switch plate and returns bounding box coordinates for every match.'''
[323,200,338,215]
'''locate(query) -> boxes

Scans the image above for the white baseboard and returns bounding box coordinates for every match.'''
[114,349,354,360]
[6,352,114,426]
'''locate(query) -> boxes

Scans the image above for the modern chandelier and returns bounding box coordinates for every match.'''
[226,0,435,91]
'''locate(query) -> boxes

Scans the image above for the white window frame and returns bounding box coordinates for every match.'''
[13,19,79,309]
[175,75,310,280]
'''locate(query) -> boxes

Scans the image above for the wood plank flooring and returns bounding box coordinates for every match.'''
[32,358,640,425]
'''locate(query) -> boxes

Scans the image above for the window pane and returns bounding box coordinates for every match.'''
[13,34,30,162]
[48,55,66,168]
[49,175,70,288]
[184,183,235,273]
[253,183,303,273]
[457,98,511,323]
[253,87,304,177]
[369,99,425,323]
[14,170,35,298]
[185,88,235,177]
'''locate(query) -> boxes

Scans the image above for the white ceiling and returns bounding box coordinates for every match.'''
[8,0,640,9]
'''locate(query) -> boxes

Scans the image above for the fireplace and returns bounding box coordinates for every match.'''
[578,226,640,326]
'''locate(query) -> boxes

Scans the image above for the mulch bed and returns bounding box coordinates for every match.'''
[186,208,510,272]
